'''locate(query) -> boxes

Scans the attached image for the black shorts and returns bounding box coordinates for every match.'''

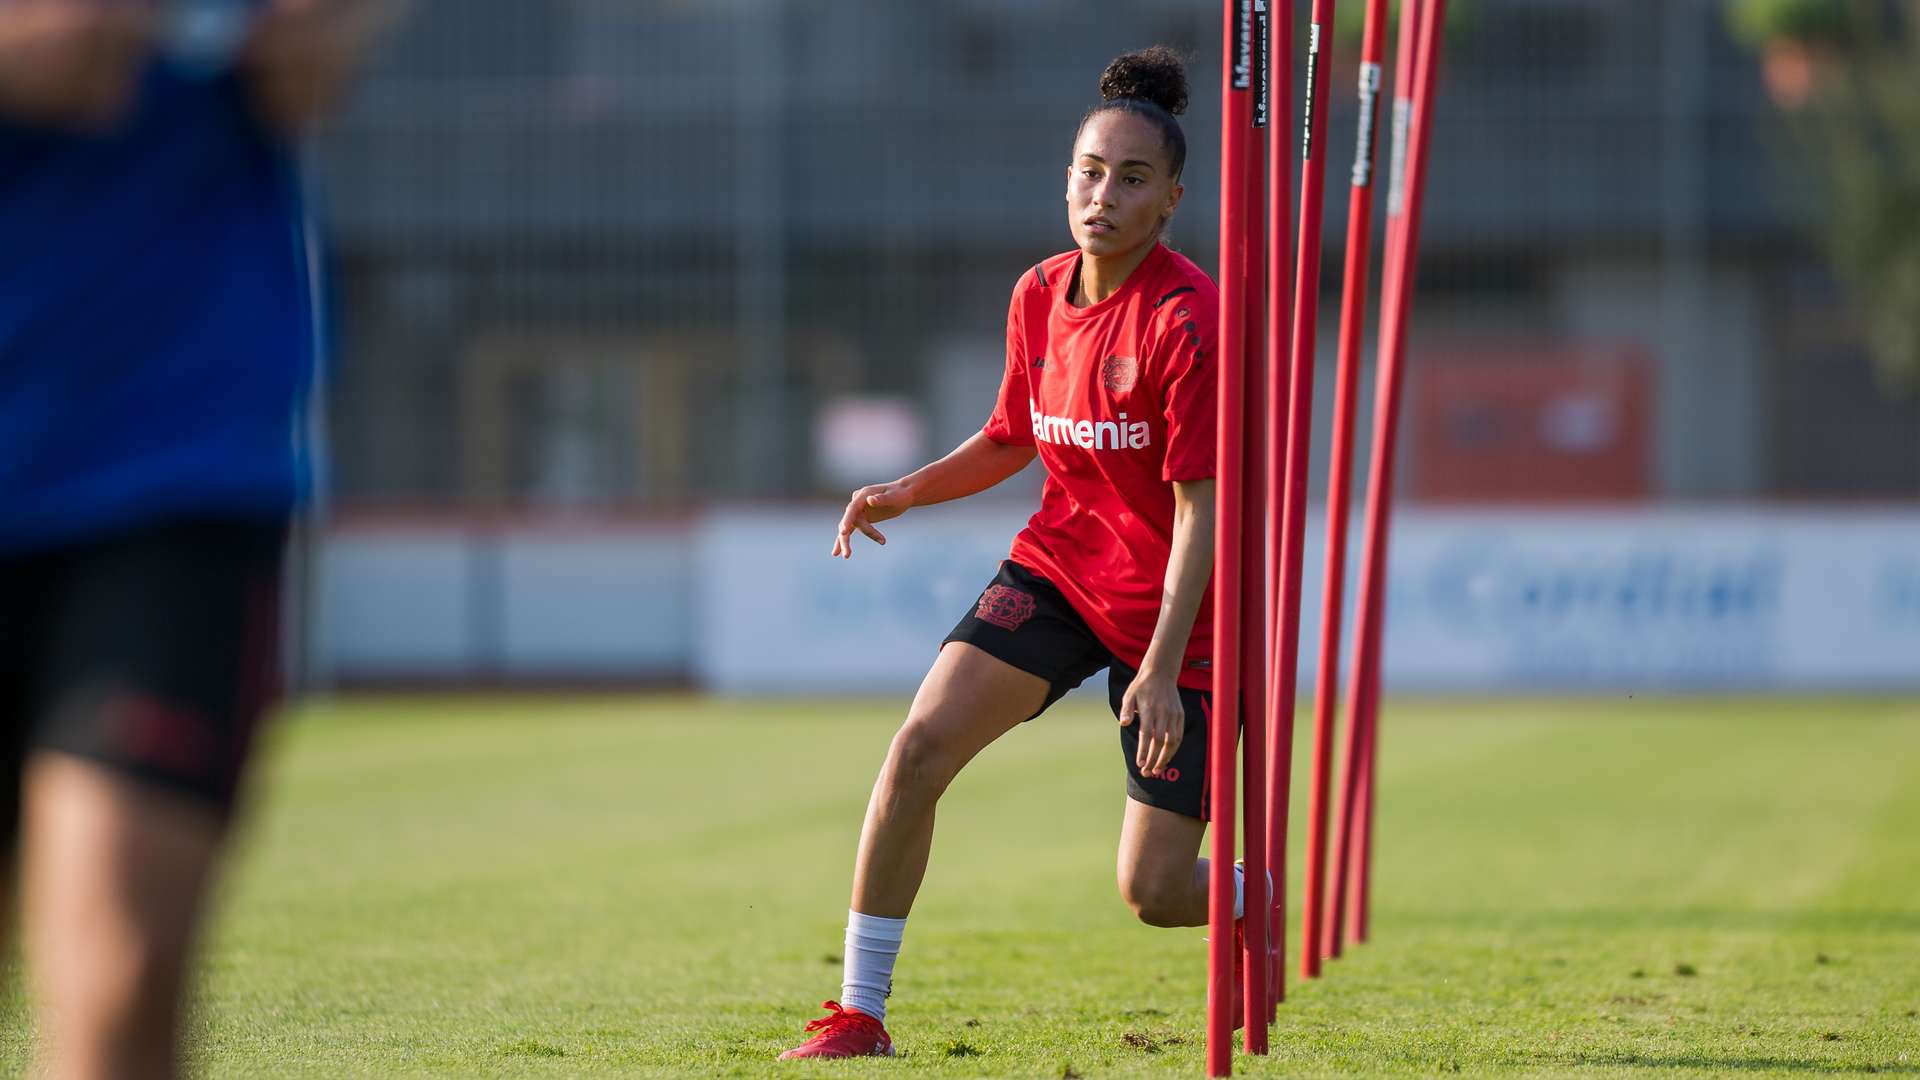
[0,517,287,848]
[943,560,1212,820]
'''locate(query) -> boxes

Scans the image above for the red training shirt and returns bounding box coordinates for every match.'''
[982,242,1219,690]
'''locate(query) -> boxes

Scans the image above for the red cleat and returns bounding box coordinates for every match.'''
[1207,920,1249,1031]
[779,1000,895,1060]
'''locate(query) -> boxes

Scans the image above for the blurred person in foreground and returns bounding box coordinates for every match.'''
[0,2,396,1076]
[785,48,1224,1059]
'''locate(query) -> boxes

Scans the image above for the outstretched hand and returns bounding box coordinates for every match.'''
[831,483,912,559]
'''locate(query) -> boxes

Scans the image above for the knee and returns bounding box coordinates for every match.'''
[882,720,960,802]
[60,935,187,1042]
[96,928,191,1000]
[1119,873,1191,928]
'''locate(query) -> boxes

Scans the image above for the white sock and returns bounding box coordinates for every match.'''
[841,910,906,1022]
[1229,864,1274,922]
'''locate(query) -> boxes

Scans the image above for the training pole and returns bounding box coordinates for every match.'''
[1301,0,1388,975]
[1238,0,1272,1057]
[1350,695,1379,940]
[1208,2,1252,1074]
[1261,0,1295,1023]
[1353,1,1447,944]
[1327,0,1422,961]
[1326,0,1419,961]
[1330,0,1448,955]
[1270,0,1337,984]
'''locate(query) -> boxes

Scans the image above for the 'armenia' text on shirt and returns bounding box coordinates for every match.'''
[1027,405,1153,451]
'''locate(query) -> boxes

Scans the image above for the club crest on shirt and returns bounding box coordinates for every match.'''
[1102,355,1139,394]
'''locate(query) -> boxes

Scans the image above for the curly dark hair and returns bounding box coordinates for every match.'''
[1078,46,1190,178]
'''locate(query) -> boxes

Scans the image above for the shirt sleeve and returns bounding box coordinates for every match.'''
[1157,282,1218,483]
[982,275,1036,446]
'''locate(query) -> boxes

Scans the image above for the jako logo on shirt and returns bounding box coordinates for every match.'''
[1030,405,1151,450]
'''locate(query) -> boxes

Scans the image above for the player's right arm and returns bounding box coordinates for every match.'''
[832,266,1046,559]
[831,434,1036,558]
[0,1,153,131]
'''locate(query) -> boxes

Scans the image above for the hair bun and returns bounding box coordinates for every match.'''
[1099,46,1189,117]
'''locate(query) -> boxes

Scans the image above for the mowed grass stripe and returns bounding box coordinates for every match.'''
[1376,699,1918,924]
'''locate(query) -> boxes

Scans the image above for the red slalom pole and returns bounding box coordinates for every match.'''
[1333,0,1449,956]
[1349,683,1379,941]
[1269,0,1338,983]
[1261,0,1295,1023]
[1239,0,1272,1055]
[1355,0,1449,948]
[1351,0,1443,949]
[1301,0,1389,976]
[1326,0,1420,961]
[1336,0,1428,960]
[1208,2,1252,1074]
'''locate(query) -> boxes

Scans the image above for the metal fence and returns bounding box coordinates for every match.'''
[310,0,1918,511]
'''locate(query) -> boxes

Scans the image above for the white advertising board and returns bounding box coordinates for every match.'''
[694,506,1920,694]
[316,522,692,681]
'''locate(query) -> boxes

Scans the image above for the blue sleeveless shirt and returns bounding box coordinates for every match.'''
[0,50,317,556]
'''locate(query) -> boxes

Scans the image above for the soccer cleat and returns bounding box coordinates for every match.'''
[778,1000,895,1060]
[1204,919,1249,1031]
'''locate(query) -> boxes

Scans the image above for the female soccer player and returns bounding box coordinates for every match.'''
[0,4,393,1076]
[783,47,1238,1060]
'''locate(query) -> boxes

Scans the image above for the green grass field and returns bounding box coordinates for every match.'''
[4,694,1917,1077]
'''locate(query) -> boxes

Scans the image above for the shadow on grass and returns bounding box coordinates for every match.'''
[1544,1051,1918,1073]
[1391,908,1920,934]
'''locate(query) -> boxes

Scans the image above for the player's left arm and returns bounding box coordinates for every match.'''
[240,0,406,136]
[1120,272,1219,777]
[1119,477,1215,778]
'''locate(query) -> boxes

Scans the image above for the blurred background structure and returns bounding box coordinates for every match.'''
[305,0,1919,690]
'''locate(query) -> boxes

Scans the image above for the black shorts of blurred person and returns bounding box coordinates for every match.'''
[0,5,398,1078]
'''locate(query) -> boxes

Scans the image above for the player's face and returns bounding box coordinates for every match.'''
[1066,111,1183,260]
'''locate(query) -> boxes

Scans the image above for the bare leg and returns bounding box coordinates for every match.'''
[1115,797,1210,927]
[23,753,222,1080]
[849,643,1048,917]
